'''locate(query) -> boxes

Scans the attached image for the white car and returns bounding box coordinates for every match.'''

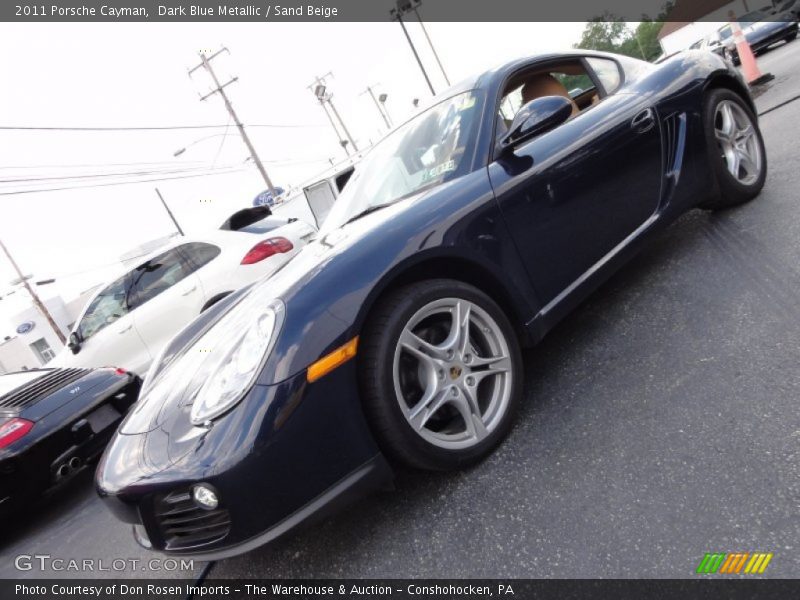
[53,217,315,376]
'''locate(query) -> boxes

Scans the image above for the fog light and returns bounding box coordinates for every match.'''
[193,484,219,510]
[132,524,152,548]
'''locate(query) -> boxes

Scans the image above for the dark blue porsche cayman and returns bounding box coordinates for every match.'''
[97,49,766,558]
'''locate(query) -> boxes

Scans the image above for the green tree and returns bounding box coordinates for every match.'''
[574,1,675,62]
[575,14,630,53]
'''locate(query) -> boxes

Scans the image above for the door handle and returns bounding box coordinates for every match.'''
[117,324,132,334]
[631,108,655,133]
[181,286,197,296]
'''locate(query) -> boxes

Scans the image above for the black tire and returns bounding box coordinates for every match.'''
[700,88,767,210]
[786,32,798,43]
[359,279,523,471]
[722,48,733,63]
[725,48,741,66]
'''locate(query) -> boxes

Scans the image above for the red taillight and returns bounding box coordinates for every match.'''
[0,418,34,449]
[114,367,127,376]
[240,237,294,265]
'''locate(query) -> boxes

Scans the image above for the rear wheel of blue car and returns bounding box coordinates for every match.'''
[360,279,522,471]
[701,88,767,210]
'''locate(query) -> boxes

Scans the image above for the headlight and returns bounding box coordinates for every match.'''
[122,285,285,433]
[190,304,282,424]
[189,298,284,425]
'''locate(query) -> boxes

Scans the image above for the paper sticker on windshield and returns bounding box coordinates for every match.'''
[458,96,476,111]
[422,159,456,182]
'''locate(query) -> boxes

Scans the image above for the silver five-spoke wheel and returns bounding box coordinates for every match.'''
[714,99,763,186]
[392,297,513,450]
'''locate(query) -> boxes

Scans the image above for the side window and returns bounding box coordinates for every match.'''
[78,274,132,341]
[128,248,191,310]
[586,57,622,95]
[496,61,597,146]
[179,242,220,271]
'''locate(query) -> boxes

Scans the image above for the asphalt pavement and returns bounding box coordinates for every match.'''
[2,39,799,580]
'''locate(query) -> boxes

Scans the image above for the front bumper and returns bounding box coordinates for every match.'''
[96,360,391,559]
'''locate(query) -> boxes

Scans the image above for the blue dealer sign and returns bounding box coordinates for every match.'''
[16,321,35,335]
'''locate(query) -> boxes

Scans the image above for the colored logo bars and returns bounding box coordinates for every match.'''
[696,552,773,574]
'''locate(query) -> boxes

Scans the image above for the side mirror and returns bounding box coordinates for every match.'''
[68,332,82,354]
[500,96,573,151]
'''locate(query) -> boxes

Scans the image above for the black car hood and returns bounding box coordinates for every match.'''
[0,368,121,422]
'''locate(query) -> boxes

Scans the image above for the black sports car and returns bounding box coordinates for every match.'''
[0,367,140,518]
[705,11,799,64]
[97,49,767,559]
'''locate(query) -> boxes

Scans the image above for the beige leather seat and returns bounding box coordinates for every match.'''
[521,74,579,116]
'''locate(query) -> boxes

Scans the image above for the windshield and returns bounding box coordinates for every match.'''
[318,90,484,234]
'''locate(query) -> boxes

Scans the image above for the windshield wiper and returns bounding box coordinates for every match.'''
[343,201,397,225]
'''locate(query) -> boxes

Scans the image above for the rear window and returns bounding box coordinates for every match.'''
[0,370,48,397]
[180,242,221,270]
[238,216,287,235]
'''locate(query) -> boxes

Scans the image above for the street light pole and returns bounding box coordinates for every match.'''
[393,10,436,96]
[412,6,450,86]
[325,96,358,152]
[0,239,66,345]
[378,93,393,126]
[309,73,359,153]
[188,48,277,197]
[362,85,392,130]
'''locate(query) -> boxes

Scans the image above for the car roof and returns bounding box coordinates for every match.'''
[428,49,644,104]
[82,228,263,306]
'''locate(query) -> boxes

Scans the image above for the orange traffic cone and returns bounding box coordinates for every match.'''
[729,19,774,86]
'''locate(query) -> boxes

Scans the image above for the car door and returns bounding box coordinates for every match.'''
[488,56,663,308]
[69,272,152,373]
[129,246,206,362]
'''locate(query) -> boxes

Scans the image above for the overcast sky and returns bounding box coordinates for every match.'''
[0,21,587,330]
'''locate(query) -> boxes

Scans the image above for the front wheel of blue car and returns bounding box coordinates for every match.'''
[360,279,522,471]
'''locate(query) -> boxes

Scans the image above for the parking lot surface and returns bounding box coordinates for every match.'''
[2,40,799,579]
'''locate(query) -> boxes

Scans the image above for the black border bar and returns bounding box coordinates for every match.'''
[1,0,793,23]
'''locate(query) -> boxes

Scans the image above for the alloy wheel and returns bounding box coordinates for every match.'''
[392,297,513,450]
[714,99,763,186]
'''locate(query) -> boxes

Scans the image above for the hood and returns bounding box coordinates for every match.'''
[116,196,416,437]
[0,368,119,422]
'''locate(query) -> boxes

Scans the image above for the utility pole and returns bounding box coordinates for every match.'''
[0,239,66,345]
[189,48,277,197]
[154,188,184,236]
[308,73,359,153]
[361,85,392,130]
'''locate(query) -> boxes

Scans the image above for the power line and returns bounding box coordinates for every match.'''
[0,165,248,196]
[0,163,244,184]
[0,156,334,174]
[0,160,207,170]
[0,122,326,131]
[210,116,232,170]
